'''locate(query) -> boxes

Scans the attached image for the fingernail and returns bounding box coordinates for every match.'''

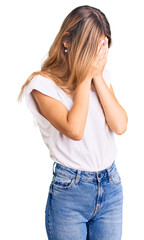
[101,39,105,44]
[103,40,106,46]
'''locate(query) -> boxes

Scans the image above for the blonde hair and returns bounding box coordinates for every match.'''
[17,5,112,102]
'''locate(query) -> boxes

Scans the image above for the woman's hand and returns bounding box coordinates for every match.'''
[90,36,109,79]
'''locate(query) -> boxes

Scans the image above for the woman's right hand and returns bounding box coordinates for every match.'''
[89,37,109,79]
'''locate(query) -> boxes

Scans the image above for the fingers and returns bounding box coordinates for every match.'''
[97,37,109,54]
[103,37,109,50]
[92,37,109,72]
[97,37,109,60]
[97,46,108,62]
[91,37,109,78]
[97,38,105,52]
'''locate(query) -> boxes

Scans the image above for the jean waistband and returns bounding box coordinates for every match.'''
[52,160,116,182]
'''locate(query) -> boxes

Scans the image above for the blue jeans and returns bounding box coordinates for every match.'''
[45,160,123,240]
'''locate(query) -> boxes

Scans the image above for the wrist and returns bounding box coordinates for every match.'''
[93,75,103,83]
[77,77,91,92]
[83,77,92,86]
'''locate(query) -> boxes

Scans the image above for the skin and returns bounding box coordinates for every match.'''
[32,76,91,140]
[92,35,128,134]
[32,35,128,140]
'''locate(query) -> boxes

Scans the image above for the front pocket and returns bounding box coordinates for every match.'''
[52,173,76,190]
[109,167,121,185]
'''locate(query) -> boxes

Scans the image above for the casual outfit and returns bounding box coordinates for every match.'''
[25,68,123,239]
[25,68,117,171]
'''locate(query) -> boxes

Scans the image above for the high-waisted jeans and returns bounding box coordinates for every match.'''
[45,160,123,240]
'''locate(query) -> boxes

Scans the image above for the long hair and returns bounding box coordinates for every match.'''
[17,5,112,102]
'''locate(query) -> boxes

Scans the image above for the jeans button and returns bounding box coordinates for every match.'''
[98,173,104,177]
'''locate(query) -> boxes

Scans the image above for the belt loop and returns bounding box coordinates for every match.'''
[106,168,110,182]
[52,161,56,175]
[74,170,81,184]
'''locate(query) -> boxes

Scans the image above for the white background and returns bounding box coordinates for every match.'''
[1,0,144,239]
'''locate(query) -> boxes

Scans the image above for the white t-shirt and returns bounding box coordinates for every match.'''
[25,68,117,171]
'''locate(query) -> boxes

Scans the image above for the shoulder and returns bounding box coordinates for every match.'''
[25,74,61,96]
[25,73,63,108]
[30,74,58,88]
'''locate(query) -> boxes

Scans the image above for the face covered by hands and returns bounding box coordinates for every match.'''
[91,35,109,79]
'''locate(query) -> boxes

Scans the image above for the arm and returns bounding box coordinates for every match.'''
[31,37,114,140]
[92,36,128,135]
[32,77,91,141]
[93,77,128,135]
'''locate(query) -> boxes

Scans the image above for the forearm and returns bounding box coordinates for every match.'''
[93,76,128,134]
[68,78,91,138]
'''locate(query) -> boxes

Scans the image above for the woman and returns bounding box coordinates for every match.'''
[17,5,128,240]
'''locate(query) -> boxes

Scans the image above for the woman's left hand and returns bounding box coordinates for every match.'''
[93,36,109,79]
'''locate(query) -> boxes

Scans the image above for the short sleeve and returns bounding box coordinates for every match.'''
[25,74,63,126]
[103,68,111,88]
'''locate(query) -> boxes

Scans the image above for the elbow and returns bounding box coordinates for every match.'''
[75,134,83,141]
[116,117,128,135]
[70,128,83,141]
[72,131,83,141]
[116,126,127,135]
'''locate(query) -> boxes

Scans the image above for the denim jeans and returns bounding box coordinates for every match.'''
[45,160,123,240]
